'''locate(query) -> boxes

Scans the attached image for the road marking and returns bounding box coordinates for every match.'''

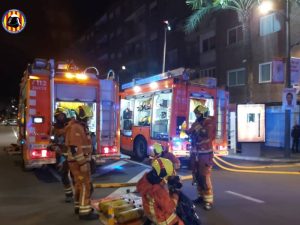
[124,158,152,169]
[226,191,265,204]
[92,160,128,178]
[11,127,18,140]
[107,168,150,198]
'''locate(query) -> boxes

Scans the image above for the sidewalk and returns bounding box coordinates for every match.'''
[224,147,300,163]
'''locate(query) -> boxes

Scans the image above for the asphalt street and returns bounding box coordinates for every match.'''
[1,125,300,225]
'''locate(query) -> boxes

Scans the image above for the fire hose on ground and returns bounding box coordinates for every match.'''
[212,156,300,175]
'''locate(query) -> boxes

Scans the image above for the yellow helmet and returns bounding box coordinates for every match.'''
[55,107,68,117]
[194,104,208,115]
[153,142,163,155]
[152,158,174,179]
[76,105,93,120]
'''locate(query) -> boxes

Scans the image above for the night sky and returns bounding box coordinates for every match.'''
[0,0,111,104]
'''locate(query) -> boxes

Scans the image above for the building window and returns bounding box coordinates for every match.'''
[227,68,246,87]
[200,67,216,77]
[227,25,243,45]
[260,13,280,36]
[202,36,215,53]
[259,62,272,83]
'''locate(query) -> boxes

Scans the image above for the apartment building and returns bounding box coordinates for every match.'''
[70,0,300,149]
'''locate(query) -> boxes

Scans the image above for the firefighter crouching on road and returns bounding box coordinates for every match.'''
[150,142,181,170]
[65,106,98,220]
[137,157,184,225]
[186,104,215,211]
[51,108,73,203]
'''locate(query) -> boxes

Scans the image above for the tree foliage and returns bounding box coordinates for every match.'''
[185,0,258,32]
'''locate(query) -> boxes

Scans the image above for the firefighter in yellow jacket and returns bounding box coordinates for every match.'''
[65,106,98,220]
[186,104,215,210]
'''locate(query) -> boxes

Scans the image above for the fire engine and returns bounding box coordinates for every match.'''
[120,68,228,161]
[18,58,120,169]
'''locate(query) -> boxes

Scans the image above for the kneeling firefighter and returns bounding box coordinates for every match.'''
[137,157,184,225]
[65,105,97,220]
[186,104,215,210]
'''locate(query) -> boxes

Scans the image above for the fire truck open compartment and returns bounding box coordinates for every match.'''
[54,101,97,133]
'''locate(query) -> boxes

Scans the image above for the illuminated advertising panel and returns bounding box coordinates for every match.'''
[237,104,265,142]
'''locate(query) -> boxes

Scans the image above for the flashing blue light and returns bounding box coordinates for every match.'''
[113,165,124,171]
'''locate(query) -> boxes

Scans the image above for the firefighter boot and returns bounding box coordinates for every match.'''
[65,195,73,203]
[203,202,213,211]
[193,196,203,204]
[79,212,98,220]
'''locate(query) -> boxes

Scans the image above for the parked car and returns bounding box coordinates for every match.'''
[5,119,17,126]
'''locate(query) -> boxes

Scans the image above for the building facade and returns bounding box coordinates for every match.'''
[69,0,300,149]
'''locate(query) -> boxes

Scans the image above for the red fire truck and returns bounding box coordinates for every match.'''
[120,68,228,161]
[18,58,120,169]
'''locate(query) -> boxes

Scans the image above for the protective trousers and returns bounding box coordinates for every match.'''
[191,152,213,204]
[61,159,73,198]
[68,159,92,215]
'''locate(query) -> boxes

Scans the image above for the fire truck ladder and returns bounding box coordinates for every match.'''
[100,80,116,147]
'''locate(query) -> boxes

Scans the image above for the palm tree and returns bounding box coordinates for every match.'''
[185,0,259,103]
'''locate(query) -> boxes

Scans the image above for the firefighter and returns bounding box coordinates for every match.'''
[186,104,215,211]
[137,157,184,225]
[51,108,73,203]
[65,106,97,220]
[151,142,181,170]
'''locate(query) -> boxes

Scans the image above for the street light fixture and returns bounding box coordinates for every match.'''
[162,20,171,75]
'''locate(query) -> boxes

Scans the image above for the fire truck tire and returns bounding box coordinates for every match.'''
[134,137,147,161]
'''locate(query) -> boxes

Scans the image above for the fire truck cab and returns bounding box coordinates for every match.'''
[120,68,228,161]
[18,58,120,169]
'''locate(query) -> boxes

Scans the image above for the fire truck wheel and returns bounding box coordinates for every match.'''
[134,137,147,161]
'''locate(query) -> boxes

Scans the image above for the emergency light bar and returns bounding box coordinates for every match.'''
[57,63,69,70]
[121,67,185,90]
[32,116,44,124]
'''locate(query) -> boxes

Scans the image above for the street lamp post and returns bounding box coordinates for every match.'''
[162,20,171,74]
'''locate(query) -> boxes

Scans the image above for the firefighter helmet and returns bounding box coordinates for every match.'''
[194,104,208,115]
[150,142,163,157]
[76,105,93,120]
[7,14,21,28]
[55,107,68,117]
[152,158,174,179]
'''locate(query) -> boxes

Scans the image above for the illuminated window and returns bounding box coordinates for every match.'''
[260,13,280,36]
[227,68,246,87]
[259,62,272,83]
